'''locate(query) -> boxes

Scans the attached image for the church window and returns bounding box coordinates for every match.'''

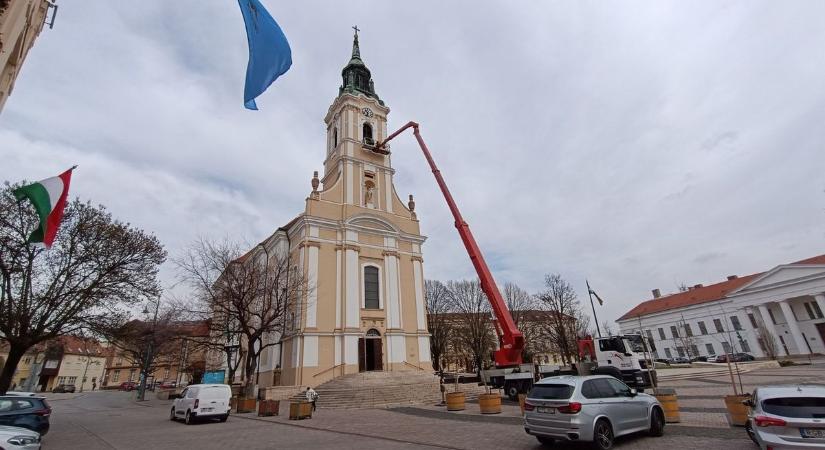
[333,128,338,149]
[362,122,374,145]
[364,266,380,309]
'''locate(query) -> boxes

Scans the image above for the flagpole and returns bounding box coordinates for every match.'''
[586,279,602,338]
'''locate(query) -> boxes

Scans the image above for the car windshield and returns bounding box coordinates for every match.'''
[624,335,646,353]
[762,397,825,418]
[529,384,574,400]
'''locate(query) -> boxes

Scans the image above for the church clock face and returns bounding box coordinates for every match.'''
[362,107,374,118]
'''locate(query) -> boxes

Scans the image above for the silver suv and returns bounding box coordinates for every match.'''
[523,375,665,449]
[744,385,825,449]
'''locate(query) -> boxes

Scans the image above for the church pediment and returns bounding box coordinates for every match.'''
[346,214,398,233]
[729,265,825,294]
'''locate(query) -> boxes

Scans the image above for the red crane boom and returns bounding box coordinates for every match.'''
[376,122,525,367]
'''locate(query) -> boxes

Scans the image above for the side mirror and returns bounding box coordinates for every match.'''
[629,388,637,396]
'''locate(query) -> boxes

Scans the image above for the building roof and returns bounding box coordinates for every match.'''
[617,253,825,322]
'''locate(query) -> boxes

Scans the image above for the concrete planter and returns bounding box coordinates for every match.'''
[478,393,501,414]
[724,394,750,427]
[236,398,256,413]
[654,388,680,423]
[446,392,465,411]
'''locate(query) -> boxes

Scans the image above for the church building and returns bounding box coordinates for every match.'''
[253,30,431,388]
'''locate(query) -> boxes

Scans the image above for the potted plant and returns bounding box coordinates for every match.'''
[445,373,465,411]
[477,369,501,414]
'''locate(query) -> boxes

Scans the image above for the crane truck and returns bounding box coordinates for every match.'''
[373,123,656,401]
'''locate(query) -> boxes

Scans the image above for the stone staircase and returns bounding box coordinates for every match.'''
[291,371,446,409]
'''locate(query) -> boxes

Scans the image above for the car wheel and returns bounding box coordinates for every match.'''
[649,407,665,437]
[185,410,193,425]
[170,407,176,421]
[536,436,555,446]
[220,414,228,423]
[592,419,614,450]
[745,421,758,445]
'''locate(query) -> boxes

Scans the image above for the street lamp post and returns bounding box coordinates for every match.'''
[136,299,160,401]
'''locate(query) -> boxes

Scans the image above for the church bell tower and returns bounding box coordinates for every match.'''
[322,27,396,211]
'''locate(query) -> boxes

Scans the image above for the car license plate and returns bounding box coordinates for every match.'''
[537,407,555,414]
[800,428,825,438]
[201,407,213,412]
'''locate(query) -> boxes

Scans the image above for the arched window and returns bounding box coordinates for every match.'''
[362,123,373,145]
[364,266,379,309]
[333,128,338,149]
[366,328,381,338]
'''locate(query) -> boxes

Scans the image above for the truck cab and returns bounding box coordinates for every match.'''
[585,334,656,390]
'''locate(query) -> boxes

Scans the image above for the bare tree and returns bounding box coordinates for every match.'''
[503,282,540,361]
[674,318,698,360]
[0,186,166,394]
[753,316,779,360]
[176,237,305,399]
[447,280,495,374]
[425,279,453,372]
[535,274,582,365]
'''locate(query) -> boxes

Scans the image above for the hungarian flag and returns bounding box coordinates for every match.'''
[13,167,75,247]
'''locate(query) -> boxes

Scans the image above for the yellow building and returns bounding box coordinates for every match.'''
[0,0,54,113]
[253,31,431,388]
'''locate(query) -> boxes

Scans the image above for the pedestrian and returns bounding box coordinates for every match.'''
[92,381,97,391]
[305,386,318,412]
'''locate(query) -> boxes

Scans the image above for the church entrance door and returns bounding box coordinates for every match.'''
[358,329,383,372]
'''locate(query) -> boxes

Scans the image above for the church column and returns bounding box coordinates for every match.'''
[412,256,431,364]
[343,235,361,371]
[778,300,809,355]
[383,170,393,213]
[383,249,405,366]
[334,245,343,367]
[756,304,786,357]
[815,294,825,319]
[304,240,320,329]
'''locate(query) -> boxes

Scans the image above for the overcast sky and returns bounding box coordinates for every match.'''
[2,1,824,327]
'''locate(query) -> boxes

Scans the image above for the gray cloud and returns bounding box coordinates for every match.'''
[2,0,824,325]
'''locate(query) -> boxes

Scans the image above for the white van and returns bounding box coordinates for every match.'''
[170,384,231,424]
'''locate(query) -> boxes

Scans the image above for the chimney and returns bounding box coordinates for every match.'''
[693,284,703,289]
[652,289,661,298]
[727,275,738,280]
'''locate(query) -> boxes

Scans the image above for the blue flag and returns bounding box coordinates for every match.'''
[237,0,292,110]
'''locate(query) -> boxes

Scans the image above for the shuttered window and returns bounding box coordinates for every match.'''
[364,266,380,309]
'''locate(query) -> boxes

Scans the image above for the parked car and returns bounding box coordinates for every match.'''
[714,354,729,363]
[707,355,720,363]
[2,392,37,398]
[670,357,691,364]
[523,375,665,449]
[119,381,138,391]
[730,353,756,362]
[690,356,708,362]
[654,358,671,366]
[51,384,75,393]
[170,384,231,425]
[744,384,825,449]
[0,425,41,450]
[0,396,51,435]
[159,381,177,389]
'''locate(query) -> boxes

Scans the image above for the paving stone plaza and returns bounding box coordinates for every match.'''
[47,360,825,449]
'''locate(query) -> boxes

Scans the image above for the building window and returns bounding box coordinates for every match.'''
[362,123,374,145]
[664,348,672,358]
[333,128,338,149]
[67,376,77,385]
[741,340,751,353]
[713,318,724,333]
[112,370,120,382]
[748,313,758,328]
[705,343,715,355]
[683,323,693,337]
[670,325,679,338]
[364,266,380,309]
[698,321,708,335]
[163,368,170,380]
[721,342,732,354]
[645,329,654,343]
[812,301,824,319]
[23,357,31,365]
[767,308,777,325]
[676,347,685,357]
[57,376,65,385]
[658,328,666,340]
[730,316,743,331]
[128,369,136,382]
[690,345,700,358]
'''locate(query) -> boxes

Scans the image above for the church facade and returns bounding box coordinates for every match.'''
[255,31,431,388]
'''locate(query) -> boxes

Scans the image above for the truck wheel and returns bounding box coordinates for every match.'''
[507,385,519,401]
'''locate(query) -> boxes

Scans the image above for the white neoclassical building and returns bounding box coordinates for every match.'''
[617,254,825,359]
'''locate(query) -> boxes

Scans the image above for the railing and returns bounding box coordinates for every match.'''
[313,363,345,378]
[403,361,427,372]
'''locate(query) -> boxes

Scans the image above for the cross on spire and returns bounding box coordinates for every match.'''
[352,25,360,38]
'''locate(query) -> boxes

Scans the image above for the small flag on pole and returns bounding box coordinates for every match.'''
[586,280,604,306]
[237,0,292,110]
[13,166,76,248]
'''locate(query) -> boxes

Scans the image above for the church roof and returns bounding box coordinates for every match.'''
[617,253,825,321]
[339,27,382,105]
